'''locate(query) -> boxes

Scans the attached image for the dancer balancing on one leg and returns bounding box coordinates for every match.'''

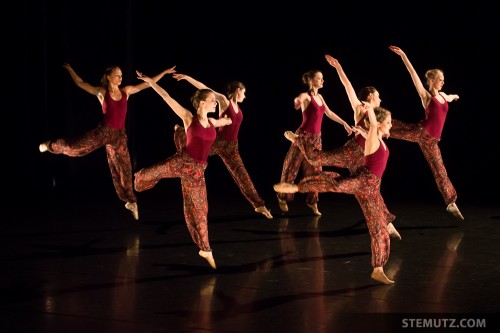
[133,70,232,269]
[285,54,400,239]
[170,72,272,219]
[388,45,463,221]
[277,69,352,216]
[275,104,396,284]
[39,63,176,221]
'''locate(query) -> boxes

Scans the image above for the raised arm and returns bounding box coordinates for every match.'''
[364,104,380,156]
[389,46,430,107]
[325,55,363,123]
[123,66,177,96]
[136,70,193,127]
[63,63,101,96]
[172,73,229,112]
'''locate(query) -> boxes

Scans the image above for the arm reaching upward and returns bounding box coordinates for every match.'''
[389,46,431,108]
[124,66,177,96]
[63,63,101,96]
[172,73,229,112]
[364,103,380,156]
[136,70,193,128]
[325,54,364,123]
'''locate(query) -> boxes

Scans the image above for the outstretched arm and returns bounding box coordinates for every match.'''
[124,66,177,96]
[172,73,229,112]
[442,92,460,103]
[63,63,101,96]
[325,54,363,123]
[209,115,232,128]
[389,46,430,106]
[136,70,193,127]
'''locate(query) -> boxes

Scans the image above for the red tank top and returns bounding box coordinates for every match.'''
[299,92,325,135]
[102,90,127,130]
[363,139,389,179]
[421,94,448,139]
[186,117,217,163]
[217,102,242,142]
[354,112,369,148]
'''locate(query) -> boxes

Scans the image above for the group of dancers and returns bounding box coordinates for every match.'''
[39,46,463,283]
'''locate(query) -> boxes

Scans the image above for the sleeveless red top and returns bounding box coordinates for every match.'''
[102,90,127,130]
[299,92,325,135]
[421,94,448,139]
[354,112,369,148]
[363,139,389,179]
[217,102,242,142]
[186,117,217,163]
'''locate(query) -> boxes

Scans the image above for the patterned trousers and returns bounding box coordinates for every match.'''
[390,119,457,205]
[298,168,391,268]
[174,126,265,209]
[46,122,136,204]
[134,150,211,252]
[292,134,396,224]
[278,129,322,205]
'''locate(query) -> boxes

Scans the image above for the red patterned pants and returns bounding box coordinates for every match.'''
[134,150,211,252]
[278,129,322,205]
[292,135,396,224]
[46,122,136,204]
[174,126,265,209]
[390,119,457,205]
[298,168,391,268]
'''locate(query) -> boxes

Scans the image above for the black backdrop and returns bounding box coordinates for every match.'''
[17,1,499,210]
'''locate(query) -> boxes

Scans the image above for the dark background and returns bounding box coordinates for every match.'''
[16,1,499,212]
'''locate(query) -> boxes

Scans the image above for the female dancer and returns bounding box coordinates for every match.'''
[39,63,176,221]
[133,70,232,269]
[275,104,396,284]
[170,72,272,219]
[277,69,352,216]
[388,45,463,221]
[285,55,400,239]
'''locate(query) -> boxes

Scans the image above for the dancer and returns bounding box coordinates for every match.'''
[133,70,232,269]
[275,104,396,284]
[388,45,463,221]
[285,55,400,239]
[39,63,176,221]
[170,72,272,219]
[277,69,352,216]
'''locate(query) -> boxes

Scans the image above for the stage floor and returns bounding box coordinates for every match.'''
[3,189,500,332]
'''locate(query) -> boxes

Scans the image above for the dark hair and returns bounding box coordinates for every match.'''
[357,86,378,102]
[225,81,245,99]
[191,89,214,110]
[302,70,322,86]
[101,66,121,91]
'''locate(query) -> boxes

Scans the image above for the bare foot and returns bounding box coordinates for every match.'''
[284,131,298,143]
[125,202,139,221]
[277,195,289,213]
[307,203,322,216]
[39,141,50,153]
[387,222,401,240]
[274,183,298,193]
[255,206,273,219]
[371,267,394,285]
[199,250,217,269]
[446,202,464,221]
